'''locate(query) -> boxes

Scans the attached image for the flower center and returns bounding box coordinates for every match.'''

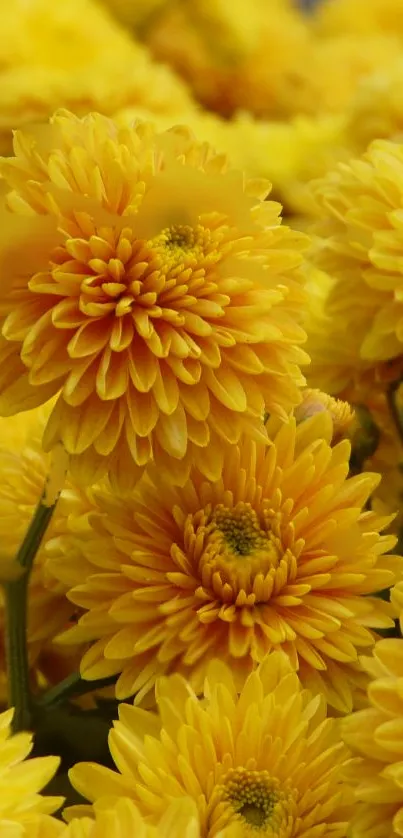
[149,223,212,268]
[45,219,226,337]
[213,504,270,557]
[188,501,292,610]
[217,768,295,835]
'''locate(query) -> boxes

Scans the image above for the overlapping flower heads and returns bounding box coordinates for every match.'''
[343,631,403,837]
[0,2,403,837]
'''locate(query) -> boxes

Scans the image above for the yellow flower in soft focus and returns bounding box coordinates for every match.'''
[64,797,201,838]
[0,707,63,835]
[100,0,169,30]
[346,62,403,154]
[267,114,349,220]
[69,654,353,836]
[46,413,400,712]
[0,110,308,491]
[297,33,402,117]
[144,0,311,119]
[309,139,403,382]
[354,384,403,538]
[0,0,192,155]
[342,637,403,838]
[304,266,365,397]
[314,0,403,38]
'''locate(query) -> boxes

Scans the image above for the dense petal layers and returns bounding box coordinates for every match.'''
[64,797,201,838]
[45,412,401,711]
[342,636,403,837]
[69,653,353,837]
[0,110,308,490]
[307,140,403,393]
[0,708,62,832]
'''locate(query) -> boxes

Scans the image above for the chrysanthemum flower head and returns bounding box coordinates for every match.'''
[0,109,308,491]
[69,653,353,836]
[342,637,403,837]
[64,796,201,838]
[346,62,403,154]
[0,0,193,154]
[98,0,169,31]
[46,412,400,711]
[304,265,365,397]
[294,33,402,118]
[145,0,312,119]
[314,0,403,38]
[308,138,403,383]
[0,707,63,835]
[352,384,403,537]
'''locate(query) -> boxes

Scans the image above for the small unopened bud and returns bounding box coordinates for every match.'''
[295,388,355,444]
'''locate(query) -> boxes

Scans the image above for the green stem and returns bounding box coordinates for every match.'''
[5,495,57,732]
[37,672,118,708]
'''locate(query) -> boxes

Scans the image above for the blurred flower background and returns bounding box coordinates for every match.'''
[2,1,403,836]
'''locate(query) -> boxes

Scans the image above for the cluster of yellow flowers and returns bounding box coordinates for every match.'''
[3,1,403,837]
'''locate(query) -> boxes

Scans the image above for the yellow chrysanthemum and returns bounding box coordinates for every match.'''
[64,796,201,838]
[342,637,403,837]
[144,0,312,119]
[294,33,402,118]
[314,0,403,38]
[46,413,400,711]
[100,0,169,31]
[69,653,353,836]
[353,385,403,537]
[346,62,403,154]
[308,139,403,382]
[304,266,366,397]
[0,110,308,491]
[0,707,63,836]
[0,0,192,155]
